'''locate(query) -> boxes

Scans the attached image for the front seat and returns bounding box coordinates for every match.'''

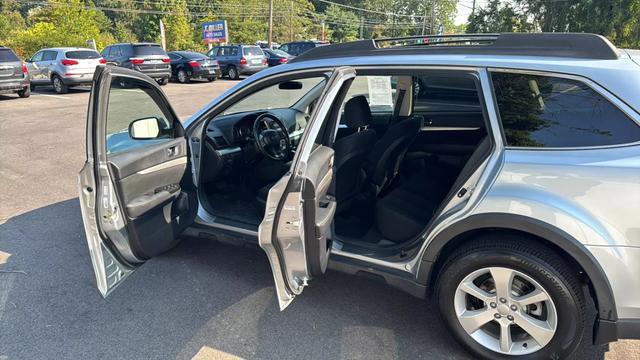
[364,116,421,196]
[332,96,377,209]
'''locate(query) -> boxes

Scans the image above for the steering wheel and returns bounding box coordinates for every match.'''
[252,112,291,161]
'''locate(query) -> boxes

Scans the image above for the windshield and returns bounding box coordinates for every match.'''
[0,48,19,62]
[133,45,166,56]
[222,77,325,116]
[66,50,101,59]
[243,47,263,56]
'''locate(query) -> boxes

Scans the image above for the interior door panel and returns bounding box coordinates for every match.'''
[108,139,193,259]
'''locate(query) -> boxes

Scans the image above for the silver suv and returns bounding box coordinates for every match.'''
[79,33,640,359]
[26,47,104,94]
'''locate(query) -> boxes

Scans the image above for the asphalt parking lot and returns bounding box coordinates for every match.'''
[1,80,638,359]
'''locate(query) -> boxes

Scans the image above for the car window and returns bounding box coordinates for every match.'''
[105,76,175,155]
[221,76,326,116]
[413,74,480,112]
[243,47,263,56]
[133,44,166,56]
[300,43,314,52]
[342,75,398,114]
[230,47,238,56]
[289,43,300,55]
[0,48,19,62]
[271,49,289,57]
[30,51,44,62]
[66,50,101,59]
[43,51,58,61]
[168,53,181,61]
[279,44,289,53]
[492,72,640,148]
[101,47,111,57]
[110,46,122,57]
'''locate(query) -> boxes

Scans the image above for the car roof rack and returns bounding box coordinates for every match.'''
[289,33,619,63]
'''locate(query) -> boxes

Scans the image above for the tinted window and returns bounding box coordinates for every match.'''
[182,51,206,60]
[168,53,181,60]
[270,49,289,57]
[492,72,640,147]
[66,50,100,59]
[0,48,19,62]
[133,44,166,56]
[279,44,289,53]
[342,75,398,113]
[230,47,238,56]
[43,51,58,61]
[101,47,111,57]
[300,43,314,52]
[414,74,480,112]
[106,76,174,155]
[242,46,263,56]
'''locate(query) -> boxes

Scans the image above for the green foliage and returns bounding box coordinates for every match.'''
[467,0,535,33]
[324,4,359,42]
[9,0,114,57]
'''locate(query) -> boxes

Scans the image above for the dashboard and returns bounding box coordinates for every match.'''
[201,108,310,183]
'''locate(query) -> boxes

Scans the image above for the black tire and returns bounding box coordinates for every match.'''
[17,86,31,98]
[435,234,586,360]
[177,69,190,84]
[157,78,169,86]
[227,66,239,80]
[52,75,68,94]
[207,77,216,82]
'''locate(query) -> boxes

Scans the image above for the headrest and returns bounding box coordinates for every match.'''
[343,95,371,128]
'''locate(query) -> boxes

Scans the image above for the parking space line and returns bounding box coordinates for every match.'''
[33,93,71,100]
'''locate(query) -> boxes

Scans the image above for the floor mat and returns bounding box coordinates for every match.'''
[206,192,262,226]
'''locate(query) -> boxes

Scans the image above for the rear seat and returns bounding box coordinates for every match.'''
[375,137,491,243]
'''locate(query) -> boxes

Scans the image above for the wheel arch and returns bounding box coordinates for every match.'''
[418,213,617,324]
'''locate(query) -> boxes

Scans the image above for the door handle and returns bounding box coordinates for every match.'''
[166,146,177,157]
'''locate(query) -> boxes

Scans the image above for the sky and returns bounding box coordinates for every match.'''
[454,0,488,25]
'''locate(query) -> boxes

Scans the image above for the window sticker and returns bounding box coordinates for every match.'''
[367,76,393,107]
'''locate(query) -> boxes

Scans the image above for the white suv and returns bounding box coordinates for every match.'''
[26,47,105,94]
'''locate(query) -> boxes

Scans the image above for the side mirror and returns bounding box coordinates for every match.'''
[129,117,161,139]
[278,80,303,90]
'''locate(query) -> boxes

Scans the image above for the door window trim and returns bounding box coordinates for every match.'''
[488,67,640,151]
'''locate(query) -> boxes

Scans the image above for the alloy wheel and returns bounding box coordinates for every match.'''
[178,70,187,83]
[453,267,557,355]
[53,77,62,93]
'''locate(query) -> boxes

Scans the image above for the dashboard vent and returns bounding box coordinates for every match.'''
[212,135,229,148]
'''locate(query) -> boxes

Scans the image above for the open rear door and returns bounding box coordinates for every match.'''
[79,66,197,297]
[259,67,356,310]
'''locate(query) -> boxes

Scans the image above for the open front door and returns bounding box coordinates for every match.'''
[259,67,356,310]
[79,66,197,297]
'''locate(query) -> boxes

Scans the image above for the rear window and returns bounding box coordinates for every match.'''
[492,72,640,147]
[243,47,263,56]
[182,52,206,60]
[66,50,101,59]
[0,48,19,62]
[133,45,166,56]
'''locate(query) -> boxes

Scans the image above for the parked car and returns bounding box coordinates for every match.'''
[167,51,220,83]
[101,43,171,85]
[256,40,279,49]
[25,47,104,94]
[263,48,293,66]
[0,46,30,98]
[278,40,328,56]
[79,33,640,360]
[206,44,267,80]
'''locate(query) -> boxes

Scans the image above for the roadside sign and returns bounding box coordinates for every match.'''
[202,21,228,44]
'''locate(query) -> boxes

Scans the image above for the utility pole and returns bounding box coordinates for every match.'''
[421,0,428,35]
[430,0,436,34]
[360,16,364,39]
[321,21,325,41]
[268,0,273,48]
[471,0,476,17]
[290,0,294,42]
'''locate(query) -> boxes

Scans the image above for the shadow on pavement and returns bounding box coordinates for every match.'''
[0,199,606,359]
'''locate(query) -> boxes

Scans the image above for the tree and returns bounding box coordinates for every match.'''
[467,0,534,33]
[324,4,359,42]
[10,0,114,57]
[162,0,196,50]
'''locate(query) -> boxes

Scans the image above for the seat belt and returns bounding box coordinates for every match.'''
[391,89,406,126]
